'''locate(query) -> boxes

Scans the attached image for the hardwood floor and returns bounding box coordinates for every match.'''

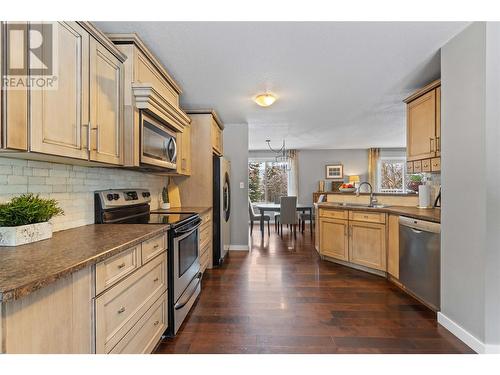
[155,224,474,354]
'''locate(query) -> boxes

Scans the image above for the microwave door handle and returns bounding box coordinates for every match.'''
[168,137,177,162]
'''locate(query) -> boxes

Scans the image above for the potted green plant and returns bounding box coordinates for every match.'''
[0,194,64,247]
[161,187,170,210]
[407,174,423,193]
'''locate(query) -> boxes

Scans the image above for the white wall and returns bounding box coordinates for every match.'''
[440,21,500,353]
[223,124,249,250]
[0,157,167,231]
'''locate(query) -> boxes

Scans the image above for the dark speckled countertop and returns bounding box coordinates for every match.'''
[316,203,441,223]
[0,224,168,303]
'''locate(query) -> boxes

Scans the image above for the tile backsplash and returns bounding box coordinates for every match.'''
[0,157,168,232]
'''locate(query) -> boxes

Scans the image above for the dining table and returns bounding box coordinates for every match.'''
[255,203,313,235]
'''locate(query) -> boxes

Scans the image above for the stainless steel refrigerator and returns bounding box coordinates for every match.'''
[213,156,231,266]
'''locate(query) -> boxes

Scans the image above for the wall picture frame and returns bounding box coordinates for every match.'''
[325,164,344,179]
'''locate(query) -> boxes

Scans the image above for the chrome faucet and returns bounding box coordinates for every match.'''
[357,182,378,207]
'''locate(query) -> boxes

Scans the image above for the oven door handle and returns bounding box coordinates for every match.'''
[174,218,202,236]
[174,272,202,311]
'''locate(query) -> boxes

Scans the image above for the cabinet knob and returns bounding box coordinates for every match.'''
[117,306,126,314]
[117,262,126,269]
[153,320,160,326]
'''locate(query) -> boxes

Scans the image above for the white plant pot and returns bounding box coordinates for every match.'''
[161,202,170,210]
[0,222,53,247]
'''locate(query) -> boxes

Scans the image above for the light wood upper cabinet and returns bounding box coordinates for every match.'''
[349,221,387,271]
[30,22,90,160]
[89,37,124,165]
[404,80,441,163]
[319,217,349,261]
[176,124,191,175]
[211,118,223,156]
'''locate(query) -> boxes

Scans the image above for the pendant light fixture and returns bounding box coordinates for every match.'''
[266,139,291,171]
[254,93,277,107]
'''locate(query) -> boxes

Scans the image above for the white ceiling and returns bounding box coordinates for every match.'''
[96,22,468,150]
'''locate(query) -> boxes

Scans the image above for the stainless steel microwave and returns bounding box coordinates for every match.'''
[140,112,177,170]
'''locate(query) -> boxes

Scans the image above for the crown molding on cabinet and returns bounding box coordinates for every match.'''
[185,109,224,130]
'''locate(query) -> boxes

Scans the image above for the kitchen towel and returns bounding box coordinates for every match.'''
[418,184,431,208]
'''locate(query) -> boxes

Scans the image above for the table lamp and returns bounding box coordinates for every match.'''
[349,175,360,188]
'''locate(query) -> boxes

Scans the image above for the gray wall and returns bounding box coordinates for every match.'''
[223,124,249,249]
[298,149,369,204]
[441,21,500,349]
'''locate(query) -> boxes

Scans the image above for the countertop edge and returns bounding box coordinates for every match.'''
[315,203,441,223]
[0,225,169,303]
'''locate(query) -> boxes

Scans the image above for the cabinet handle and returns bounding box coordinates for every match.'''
[117,306,126,314]
[344,226,347,236]
[91,126,98,151]
[153,320,160,326]
[84,122,91,152]
[153,244,159,249]
[117,262,126,269]
[153,277,159,282]
[429,137,434,153]
[436,136,441,152]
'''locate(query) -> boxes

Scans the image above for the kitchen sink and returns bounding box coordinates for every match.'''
[334,203,390,209]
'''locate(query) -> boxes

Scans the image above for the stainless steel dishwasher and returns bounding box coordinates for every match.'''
[399,216,441,311]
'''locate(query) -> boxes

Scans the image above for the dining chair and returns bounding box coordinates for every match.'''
[248,198,270,235]
[275,196,298,237]
[298,194,324,232]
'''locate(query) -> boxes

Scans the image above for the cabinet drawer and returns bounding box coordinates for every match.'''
[95,246,140,294]
[431,157,441,172]
[406,161,414,174]
[422,158,431,172]
[200,224,210,243]
[413,160,422,173]
[95,253,166,354]
[141,234,166,264]
[109,293,167,354]
[349,210,386,224]
[200,248,210,270]
[319,209,348,220]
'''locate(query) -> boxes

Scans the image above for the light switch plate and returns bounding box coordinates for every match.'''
[239,182,244,188]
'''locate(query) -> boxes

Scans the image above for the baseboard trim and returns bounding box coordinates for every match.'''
[436,312,499,353]
[229,244,249,251]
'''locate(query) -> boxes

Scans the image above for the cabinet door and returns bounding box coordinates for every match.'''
[89,37,123,165]
[177,125,191,175]
[435,86,441,157]
[319,218,348,261]
[30,22,90,159]
[406,89,436,161]
[349,221,386,271]
[387,215,399,278]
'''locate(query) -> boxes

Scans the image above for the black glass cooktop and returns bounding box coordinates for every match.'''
[147,213,195,225]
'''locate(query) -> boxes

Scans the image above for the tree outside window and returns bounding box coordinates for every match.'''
[248,161,288,203]
[377,158,406,193]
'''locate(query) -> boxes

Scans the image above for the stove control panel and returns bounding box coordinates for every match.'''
[95,189,152,209]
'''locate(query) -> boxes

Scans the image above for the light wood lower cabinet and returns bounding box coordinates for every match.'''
[0,234,169,354]
[318,208,387,273]
[387,214,400,279]
[349,221,387,271]
[319,218,349,261]
[199,210,212,272]
[95,252,166,354]
[0,267,94,354]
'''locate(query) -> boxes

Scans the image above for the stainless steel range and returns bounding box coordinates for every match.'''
[94,188,202,335]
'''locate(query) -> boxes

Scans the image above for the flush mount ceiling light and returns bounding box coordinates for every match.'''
[254,93,277,107]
